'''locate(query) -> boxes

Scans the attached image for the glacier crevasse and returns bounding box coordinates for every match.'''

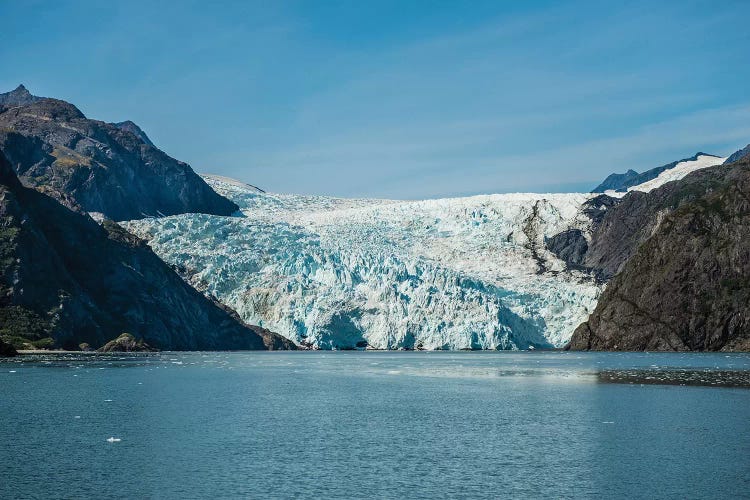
[125,178,606,350]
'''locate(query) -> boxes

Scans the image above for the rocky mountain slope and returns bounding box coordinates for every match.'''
[725,144,750,164]
[547,153,727,279]
[0,84,40,107]
[0,150,293,351]
[0,85,238,220]
[113,120,155,147]
[592,153,723,193]
[567,156,750,351]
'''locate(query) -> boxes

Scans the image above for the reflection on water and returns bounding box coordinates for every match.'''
[2,351,749,499]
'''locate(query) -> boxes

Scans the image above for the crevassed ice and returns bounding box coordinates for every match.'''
[124,180,605,350]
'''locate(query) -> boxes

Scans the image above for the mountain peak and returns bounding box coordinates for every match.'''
[0,84,41,106]
[113,120,155,146]
[724,144,750,164]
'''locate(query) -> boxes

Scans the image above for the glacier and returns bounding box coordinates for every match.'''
[123,155,726,350]
[124,179,607,350]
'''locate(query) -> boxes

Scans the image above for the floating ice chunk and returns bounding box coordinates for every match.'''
[104,399,113,402]
[106,437,122,443]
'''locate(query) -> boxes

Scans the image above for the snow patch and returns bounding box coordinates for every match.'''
[628,154,726,193]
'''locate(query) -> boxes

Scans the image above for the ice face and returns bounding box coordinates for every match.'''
[123,180,604,350]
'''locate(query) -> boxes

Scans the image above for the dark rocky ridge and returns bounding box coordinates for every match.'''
[582,163,733,280]
[0,150,294,351]
[591,169,639,193]
[545,229,588,269]
[545,194,620,271]
[113,120,155,147]
[0,84,40,107]
[592,152,720,193]
[0,85,238,221]
[567,157,750,351]
[724,143,750,164]
[548,164,733,280]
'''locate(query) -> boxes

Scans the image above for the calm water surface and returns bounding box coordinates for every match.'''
[1,351,749,499]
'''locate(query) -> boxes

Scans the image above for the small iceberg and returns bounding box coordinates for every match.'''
[106,437,122,443]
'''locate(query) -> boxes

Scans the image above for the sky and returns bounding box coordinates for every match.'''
[1,0,749,198]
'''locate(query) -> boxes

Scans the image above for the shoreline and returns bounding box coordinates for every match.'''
[14,350,159,356]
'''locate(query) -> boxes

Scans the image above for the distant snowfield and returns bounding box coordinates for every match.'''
[602,154,727,197]
[124,157,724,350]
[201,174,265,193]
[628,154,726,192]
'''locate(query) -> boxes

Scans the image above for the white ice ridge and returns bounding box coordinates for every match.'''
[124,179,606,350]
[628,154,726,193]
[201,174,265,193]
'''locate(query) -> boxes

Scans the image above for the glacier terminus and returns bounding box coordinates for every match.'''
[123,154,725,350]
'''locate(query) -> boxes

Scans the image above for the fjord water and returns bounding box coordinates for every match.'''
[2,352,749,499]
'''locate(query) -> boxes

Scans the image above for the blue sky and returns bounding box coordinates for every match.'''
[2,0,749,198]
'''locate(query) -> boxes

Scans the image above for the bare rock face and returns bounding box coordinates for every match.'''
[581,167,730,280]
[0,84,40,107]
[97,333,157,352]
[113,121,155,147]
[724,144,750,164]
[545,229,588,268]
[0,85,238,221]
[544,194,621,271]
[568,157,750,351]
[0,150,293,351]
[591,169,639,193]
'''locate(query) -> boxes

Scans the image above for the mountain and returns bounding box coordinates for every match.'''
[591,169,639,193]
[0,84,40,107]
[0,85,238,221]
[0,149,294,351]
[567,156,750,351]
[113,120,155,147]
[591,153,723,193]
[724,144,750,164]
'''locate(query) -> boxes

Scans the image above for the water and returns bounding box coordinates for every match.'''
[1,351,749,499]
